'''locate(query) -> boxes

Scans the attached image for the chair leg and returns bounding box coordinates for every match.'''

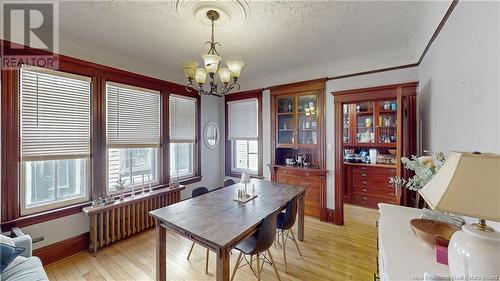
[281,230,287,273]
[290,229,303,257]
[187,241,195,259]
[256,253,261,281]
[250,254,253,270]
[267,250,282,281]
[205,248,210,274]
[231,252,243,281]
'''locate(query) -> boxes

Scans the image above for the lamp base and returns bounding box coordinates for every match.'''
[448,223,500,280]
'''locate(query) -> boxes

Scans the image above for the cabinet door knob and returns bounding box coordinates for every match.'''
[361,173,367,177]
[389,192,395,196]
[362,197,367,201]
[284,170,288,174]
[362,181,368,185]
[306,172,310,176]
[361,167,367,170]
[362,188,367,192]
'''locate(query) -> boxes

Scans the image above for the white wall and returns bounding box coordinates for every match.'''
[260,67,419,209]
[21,95,225,249]
[417,1,500,229]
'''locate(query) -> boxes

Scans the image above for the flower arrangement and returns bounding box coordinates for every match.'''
[391,152,446,207]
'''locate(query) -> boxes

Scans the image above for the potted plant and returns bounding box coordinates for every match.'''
[115,174,127,201]
[391,152,446,208]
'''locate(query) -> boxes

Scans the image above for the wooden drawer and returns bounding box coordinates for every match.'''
[353,175,394,190]
[297,177,321,189]
[297,169,324,178]
[352,171,395,189]
[352,165,396,174]
[276,168,298,177]
[352,185,396,198]
[305,199,320,217]
[305,188,320,201]
[351,193,396,209]
[276,175,298,185]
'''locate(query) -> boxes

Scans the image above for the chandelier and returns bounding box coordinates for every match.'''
[182,10,245,97]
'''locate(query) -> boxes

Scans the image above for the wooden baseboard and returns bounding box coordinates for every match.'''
[325,208,344,225]
[33,232,89,266]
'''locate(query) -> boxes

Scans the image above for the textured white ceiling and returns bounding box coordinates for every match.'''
[53,0,451,90]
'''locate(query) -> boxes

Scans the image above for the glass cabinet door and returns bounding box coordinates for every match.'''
[298,94,317,144]
[343,104,350,143]
[277,96,295,144]
[377,100,397,144]
[355,101,375,143]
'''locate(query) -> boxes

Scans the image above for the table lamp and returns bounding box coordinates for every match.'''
[419,152,500,279]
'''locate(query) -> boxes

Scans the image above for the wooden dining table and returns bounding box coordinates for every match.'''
[149,179,306,281]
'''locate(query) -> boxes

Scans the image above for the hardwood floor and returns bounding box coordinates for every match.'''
[45,207,378,281]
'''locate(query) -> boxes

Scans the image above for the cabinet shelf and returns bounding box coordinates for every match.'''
[277,112,294,115]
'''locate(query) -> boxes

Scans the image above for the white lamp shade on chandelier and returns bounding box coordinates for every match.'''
[218,68,232,83]
[226,60,245,78]
[195,68,208,84]
[182,61,199,79]
[202,54,222,74]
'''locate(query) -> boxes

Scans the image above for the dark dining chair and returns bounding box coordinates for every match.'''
[186,186,211,274]
[231,208,282,281]
[212,178,236,192]
[224,178,236,187]
[276,197,302,273]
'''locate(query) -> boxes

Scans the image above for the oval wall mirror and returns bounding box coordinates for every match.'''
[204,122,219,149]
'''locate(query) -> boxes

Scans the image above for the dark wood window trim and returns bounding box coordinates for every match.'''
[0,39,200,230]
[167,93,202,183]
[224,89,264,178]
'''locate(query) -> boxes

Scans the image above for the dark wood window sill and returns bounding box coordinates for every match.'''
[0,201,91,231]
[225,171,264,180]
[179,175,203,185]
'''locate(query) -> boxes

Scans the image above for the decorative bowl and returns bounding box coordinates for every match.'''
[410,219,460,247]
[388,149,397,156]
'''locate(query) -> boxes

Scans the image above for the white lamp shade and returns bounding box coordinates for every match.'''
[182,61,199,79]
[218,68,232,83]
[194,68,207,84]
[202,54,222,74]
[226,60,245,77]
[419,152,500,222]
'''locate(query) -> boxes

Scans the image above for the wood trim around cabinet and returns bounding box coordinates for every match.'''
[269,78,327,96]
[224,89,264,178]
[33,232,90,266]
[333,102,345,225]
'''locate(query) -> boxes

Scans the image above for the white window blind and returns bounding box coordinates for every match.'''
[106,82,160,147]
[228,99,258,139]
[20,67,91,161]
[169,95,196,142]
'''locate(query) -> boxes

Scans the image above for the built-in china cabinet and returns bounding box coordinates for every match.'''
[333,83,417,212]
[269,79,328,220]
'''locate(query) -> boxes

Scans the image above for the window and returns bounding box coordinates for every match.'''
[169,95,196,179]
[106,82,160,192]
[227,99,259,175]
[232,140,258,173]
[20,67,91,214]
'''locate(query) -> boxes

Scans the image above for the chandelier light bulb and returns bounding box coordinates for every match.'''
[194,67,208,84]
[226,60,245,78]
[218,68,232,84]
[182,61,199,79]
[202,54,222,74]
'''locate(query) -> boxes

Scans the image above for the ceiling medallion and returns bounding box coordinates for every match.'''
[181,10,244,97]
